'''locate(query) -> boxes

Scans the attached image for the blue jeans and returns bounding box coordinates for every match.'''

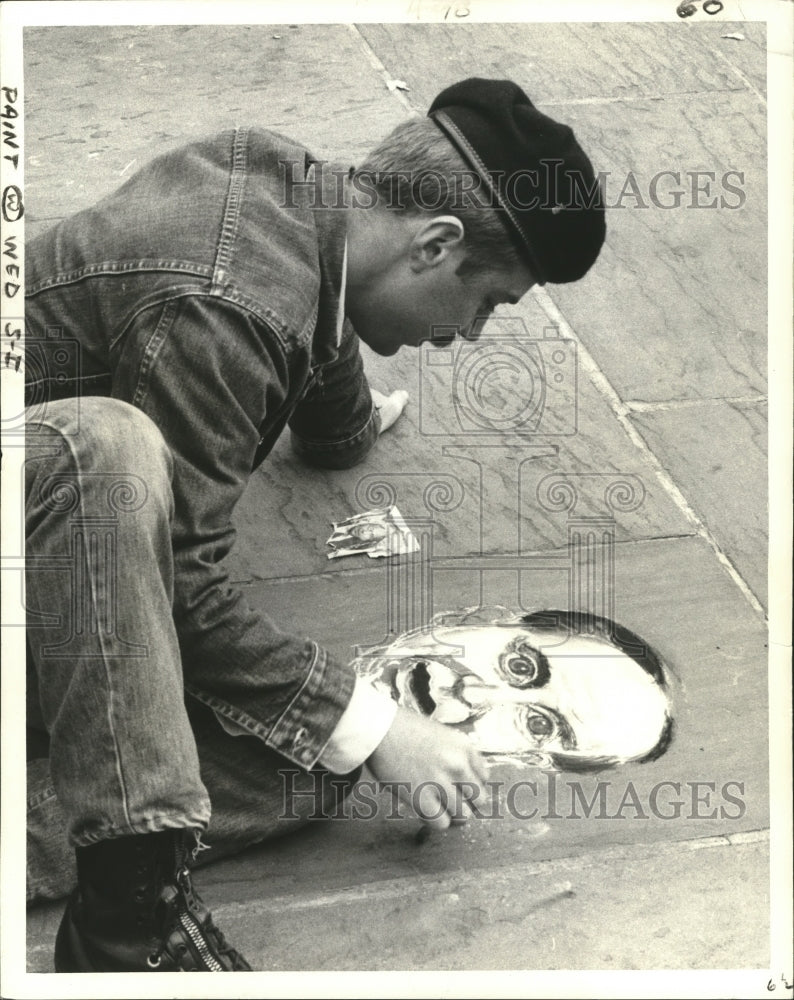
[26,132,376,782]
[26,397,356,903]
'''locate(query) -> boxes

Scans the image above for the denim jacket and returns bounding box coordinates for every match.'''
[25,127,381,770]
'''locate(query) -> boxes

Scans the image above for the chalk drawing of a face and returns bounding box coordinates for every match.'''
[351,607,674,770]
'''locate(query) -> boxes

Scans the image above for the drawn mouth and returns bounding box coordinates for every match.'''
[409,662,437,716]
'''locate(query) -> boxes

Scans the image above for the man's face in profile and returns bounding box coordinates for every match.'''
[345,221,536,358]
[352,610,672,768]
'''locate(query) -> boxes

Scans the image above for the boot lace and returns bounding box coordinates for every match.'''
[203,914,252,971]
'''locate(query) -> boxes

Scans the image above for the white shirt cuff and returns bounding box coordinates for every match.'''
[318,675,398,774]
[212,672,397,775]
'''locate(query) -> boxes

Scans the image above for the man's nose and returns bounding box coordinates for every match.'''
[460,313,491,342]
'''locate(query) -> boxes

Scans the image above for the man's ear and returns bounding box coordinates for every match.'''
[409,215,465,272]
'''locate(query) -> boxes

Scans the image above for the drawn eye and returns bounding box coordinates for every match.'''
[500,637,550,689]
[527,714,554,738]
[503,652,538,687]
[513,707,558,748]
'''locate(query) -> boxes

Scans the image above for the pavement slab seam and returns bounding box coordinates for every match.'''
[532,286,767,619]
[208,828,770,916]
[348,23,418,115]
[625,393,768,411]
[534,89,762,105]
[709,40,767,104]
[229,531,703,588]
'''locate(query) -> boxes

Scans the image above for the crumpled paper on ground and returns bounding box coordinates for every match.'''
[326,505,419,560]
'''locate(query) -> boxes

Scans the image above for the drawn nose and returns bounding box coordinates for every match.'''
[460,677,533,706]
[458,676,502,708]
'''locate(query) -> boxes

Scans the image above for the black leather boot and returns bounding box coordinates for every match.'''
[54,829,252,971]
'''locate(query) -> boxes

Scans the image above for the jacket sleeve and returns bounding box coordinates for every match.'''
[288,318,381,470]
[110,292,355,770]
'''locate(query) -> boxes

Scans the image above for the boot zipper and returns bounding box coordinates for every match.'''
[178,907,224,972]
[172,837,225,972]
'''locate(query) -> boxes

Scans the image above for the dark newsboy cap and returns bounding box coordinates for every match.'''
[428,78,606,284]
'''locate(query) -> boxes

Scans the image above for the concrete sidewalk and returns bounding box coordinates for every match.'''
[22,18,773,980]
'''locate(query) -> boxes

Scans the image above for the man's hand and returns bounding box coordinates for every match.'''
[371,388,409,433]
[366,706,488,831]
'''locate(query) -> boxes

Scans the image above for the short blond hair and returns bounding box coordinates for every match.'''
[356,117,524,277]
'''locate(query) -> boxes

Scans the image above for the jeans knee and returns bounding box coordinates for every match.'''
[28,397,172,489]
[25,399,174,535]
